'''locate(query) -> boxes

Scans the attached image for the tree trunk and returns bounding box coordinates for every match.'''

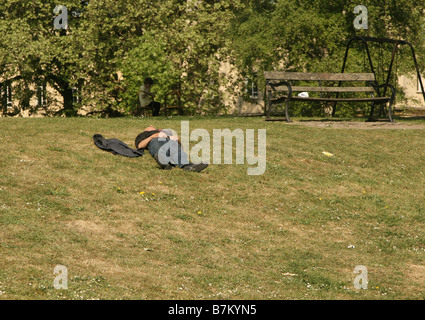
[61,86,75,116]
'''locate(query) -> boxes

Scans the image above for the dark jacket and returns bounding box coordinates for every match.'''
[93,134,144,158]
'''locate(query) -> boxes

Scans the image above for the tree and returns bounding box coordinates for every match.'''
[118,0,244,115]
[1,0,245,116]
[0,0,145,116]
[0,0,90,116]
[228,0,425,114]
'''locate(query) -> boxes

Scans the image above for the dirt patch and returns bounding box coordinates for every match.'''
[67,220,118,241]
[407,264,425,284]
[290,121,425,130]
[404,264,425,296]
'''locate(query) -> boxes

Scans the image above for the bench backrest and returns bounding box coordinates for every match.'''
[264,72,377,93]
[264,72,375,82]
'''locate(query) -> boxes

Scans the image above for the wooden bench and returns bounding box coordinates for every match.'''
[264,72,396,122]
[133,89,183,117]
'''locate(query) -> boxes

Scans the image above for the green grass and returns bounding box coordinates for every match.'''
[1,115,425,300]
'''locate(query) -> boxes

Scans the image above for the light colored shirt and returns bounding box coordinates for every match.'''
[139,84,152,107]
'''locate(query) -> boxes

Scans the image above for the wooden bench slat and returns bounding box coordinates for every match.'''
[264,72,375,81]
[271,96,390,103]
[267,86,375,93]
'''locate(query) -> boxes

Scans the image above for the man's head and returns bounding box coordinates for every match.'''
[144,125,156,132]
[144,77,154,89]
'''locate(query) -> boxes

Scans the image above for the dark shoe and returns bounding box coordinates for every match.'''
[182,163,208,172]
[153,154,173,170]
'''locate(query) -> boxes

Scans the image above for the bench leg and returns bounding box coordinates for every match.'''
[266,92,272,119]
[387,100,394,123]
[368,102,376,121]
[331,102,337,117]
[285,98,292,122]
[265,89,292,122]
[367,101,394,122]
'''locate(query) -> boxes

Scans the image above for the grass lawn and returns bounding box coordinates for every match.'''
[0,115,425,300]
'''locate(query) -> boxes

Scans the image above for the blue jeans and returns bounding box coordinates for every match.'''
[148,138,189,168]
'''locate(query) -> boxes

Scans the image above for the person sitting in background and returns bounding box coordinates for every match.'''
[138,77,161,116]
[135,125,208,172]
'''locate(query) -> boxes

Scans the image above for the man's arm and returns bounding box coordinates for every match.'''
[137,132,161,149]
[138,89,155,99]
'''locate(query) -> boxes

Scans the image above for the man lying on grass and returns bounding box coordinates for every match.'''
[135,125,208,172]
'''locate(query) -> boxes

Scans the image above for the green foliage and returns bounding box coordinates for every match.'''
[119,32,180,113]
[1,0,425,116]
[113,0,245,115]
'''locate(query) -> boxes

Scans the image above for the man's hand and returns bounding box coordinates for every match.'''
[169,136,181,145]
[159,133,179,143]
[139,90,154,98]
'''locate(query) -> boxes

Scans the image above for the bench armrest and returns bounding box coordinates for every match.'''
[267,80,293,97]
[266,80,293,122]
[368,82,396,100]
[368,82,396,122]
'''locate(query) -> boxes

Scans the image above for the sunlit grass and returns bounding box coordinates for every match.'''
[0,116,425,299]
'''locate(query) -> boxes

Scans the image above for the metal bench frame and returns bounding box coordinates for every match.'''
[264,71,395,122]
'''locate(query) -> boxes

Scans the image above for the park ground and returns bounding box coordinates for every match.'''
[0,115,425,300]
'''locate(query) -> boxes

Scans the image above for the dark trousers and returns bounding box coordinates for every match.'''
[148,138,189,168]
[147,101,161,116]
